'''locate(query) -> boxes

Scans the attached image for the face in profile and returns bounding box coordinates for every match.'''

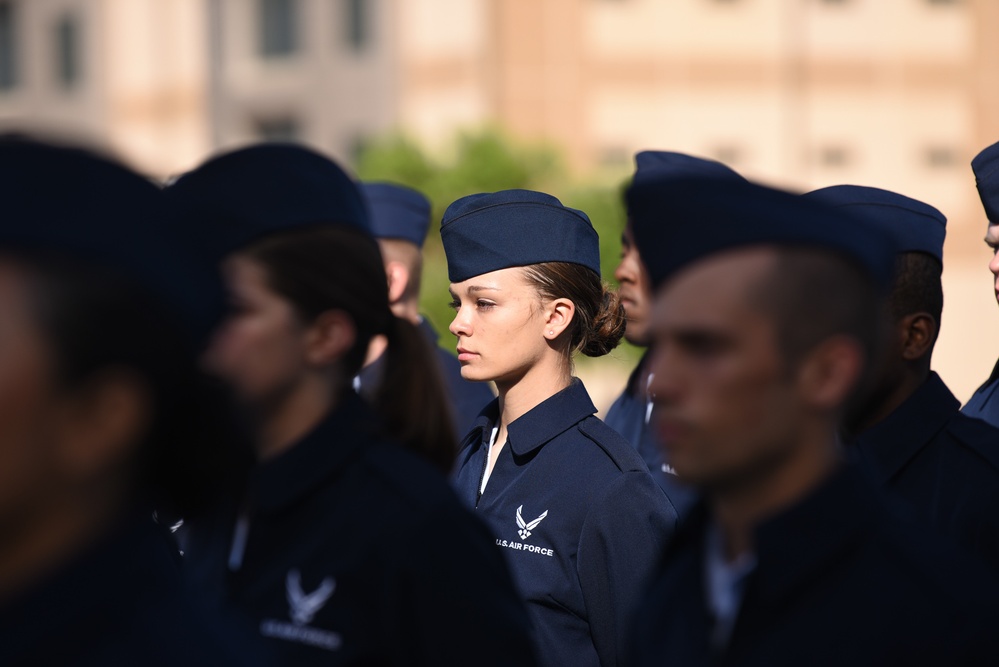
[204,255,312,408]
[614,222,653,347]
[647,249,806,491]
[987,223,999,306]
[448,267,556,387]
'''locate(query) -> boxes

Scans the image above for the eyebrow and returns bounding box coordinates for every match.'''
[467,285,501,294]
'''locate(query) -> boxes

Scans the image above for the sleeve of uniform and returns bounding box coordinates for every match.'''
[576,471,678,667]
[383,500,538,667]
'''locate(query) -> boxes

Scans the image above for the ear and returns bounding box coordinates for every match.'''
[543,298,576,341]
[796,336,864,411]
[53,370,151,481]
[898,312,936,362]
[385,261,410,306]
[304,309,357,367]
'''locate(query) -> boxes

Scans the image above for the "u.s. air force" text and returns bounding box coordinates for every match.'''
[496,538,554,557]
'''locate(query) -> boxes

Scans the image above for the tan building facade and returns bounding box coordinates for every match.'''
[0,0,997,398]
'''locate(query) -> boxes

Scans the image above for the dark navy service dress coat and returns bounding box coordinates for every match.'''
[453,379,677,667]
[183,392,536,667]
[604,351,696,515]
[0,517,254,667]
[853,372,999,570]
[628,465,999,666]
[963,358,999,428]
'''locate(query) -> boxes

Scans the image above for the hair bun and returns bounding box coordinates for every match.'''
[580,286,626,357]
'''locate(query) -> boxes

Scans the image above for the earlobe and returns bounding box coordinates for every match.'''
[306,310,357,366]
[385,262,410,305]
[799,337,864,410]
[900,313,936,362]
[545,298,576,340]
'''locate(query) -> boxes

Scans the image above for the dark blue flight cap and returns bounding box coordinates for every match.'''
[804,185,946,263]
[628,175,899,290]
[0,136,222,348]
[165,143,370,262]
[972,140,999,225]
[441,189,600,283]
[632,150,745,188]
[362,182,431,248]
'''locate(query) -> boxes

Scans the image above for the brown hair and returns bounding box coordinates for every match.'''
[242,225,457,473]
[522,261,626,358]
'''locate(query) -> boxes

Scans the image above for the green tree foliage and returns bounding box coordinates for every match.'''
[355,128,637,363]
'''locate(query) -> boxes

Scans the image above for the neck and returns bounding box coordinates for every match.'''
[710,429,841,563]
[851,367,928,435]
[390,300,421,325]
[256,378,340,461]
[0,490,121,601]
[495,358,573,431]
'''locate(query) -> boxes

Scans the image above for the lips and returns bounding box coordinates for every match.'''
[456,347,477,362]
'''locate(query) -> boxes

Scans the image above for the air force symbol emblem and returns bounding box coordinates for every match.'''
[516,505,548,540]
[286,569,336,626]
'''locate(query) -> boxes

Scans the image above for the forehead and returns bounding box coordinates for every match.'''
[449,266,530,292]
[652,248,777,330]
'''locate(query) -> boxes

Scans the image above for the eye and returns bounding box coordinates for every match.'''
[476,299,496,310]
[448,299,461,311]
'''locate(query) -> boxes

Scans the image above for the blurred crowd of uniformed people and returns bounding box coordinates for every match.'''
[4,130,999,667]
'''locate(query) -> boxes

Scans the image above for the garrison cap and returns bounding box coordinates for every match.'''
[804,185,946,263]
[632,150,745,188]
[440,189,600,283]
[628,175,899,290]
[0,136,222,347]
[361,182,431,248]
[973,140,999,226]
[164,143,370,262]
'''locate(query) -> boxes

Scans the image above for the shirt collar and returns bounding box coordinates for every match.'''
[853,372,959,483]
[506,378,597,456]
[248,391,381,514]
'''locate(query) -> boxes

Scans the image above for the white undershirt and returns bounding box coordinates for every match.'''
[480,426,500,495]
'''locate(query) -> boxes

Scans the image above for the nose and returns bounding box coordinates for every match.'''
[989,250,999,277]
[614,255,633,285]
[449,307,470,338]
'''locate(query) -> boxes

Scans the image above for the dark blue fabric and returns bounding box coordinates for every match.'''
[804,185,946,262]
[0,517,259,666]
[440,189,600,283]
[963,358,999,427]
[452,379,677,667]
[354,318,494,438]
[973,140,999,225]
[603,352,697,516]
[0,137,222,348]
[164,143,369,263]
[361,182,431,247]
[851,372,999,570]
[628,465,999,666]
[183,392,535,667]
[628,176,899,290]
[632,150,745,188]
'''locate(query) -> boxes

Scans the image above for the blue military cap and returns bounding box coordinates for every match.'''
[973,140,999,225]
[361,182,431,247]
[0,136,222,348]
[627,175,899,290]
[803,185,946,263]
[165,143,370,262]
[440,189,600,283]
[632,150,745,188]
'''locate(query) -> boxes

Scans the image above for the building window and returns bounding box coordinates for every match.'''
[256,116,301,142]
[0,1,17,91]
[55,13,81,89]
[345,0,369,52]
[925,146,959,168]
[260,0,298,57]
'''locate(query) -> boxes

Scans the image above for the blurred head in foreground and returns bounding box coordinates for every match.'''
[628,174,897,497]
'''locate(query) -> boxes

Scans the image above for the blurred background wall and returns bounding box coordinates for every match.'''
[0,0,996,409]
